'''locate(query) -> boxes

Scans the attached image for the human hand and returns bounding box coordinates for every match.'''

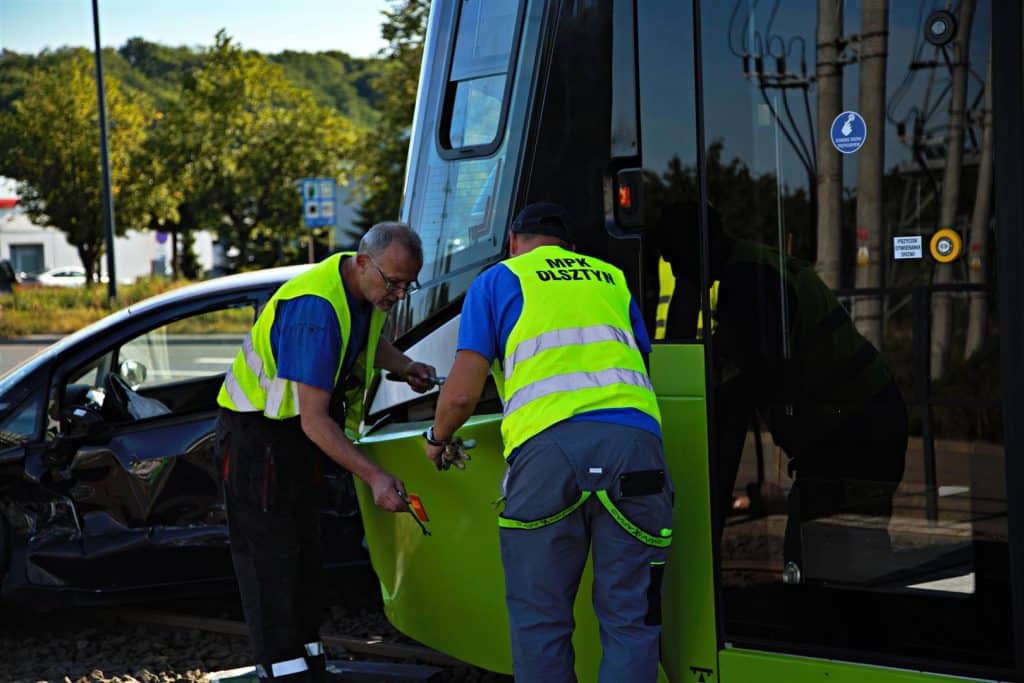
[426,441,445,470]
[440,436,475,471]
[368,470,409,512]
[402,361,439,393]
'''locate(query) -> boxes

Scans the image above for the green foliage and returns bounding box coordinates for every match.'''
[0,15,433,283]
[269,50,381,125]
[647,141,815,262]
[114,38,207,109]
[351,0,429,231]
[1,40,381,125]
[0,52,167,282]
[151,32,359,271]
[0,278,188,337]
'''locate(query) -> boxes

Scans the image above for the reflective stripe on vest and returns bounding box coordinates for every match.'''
[222,369,257,412]
[504,324,639,380]
[503,368,654,418]
[495,245,660,457]
[217,252,386,430]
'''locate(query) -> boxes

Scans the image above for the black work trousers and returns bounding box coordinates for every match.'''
[216,408,326,681]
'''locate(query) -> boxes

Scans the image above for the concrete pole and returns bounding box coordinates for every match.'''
[964,43,993,360]
[816,0,844,288]
[853,1,888,348]
[931,0,976,380]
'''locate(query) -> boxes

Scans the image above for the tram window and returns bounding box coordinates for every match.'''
[440,0,521,154]
[448,75,504,148]
[694,0,1012,673]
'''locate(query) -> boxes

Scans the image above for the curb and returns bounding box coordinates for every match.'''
[0,335,62,345]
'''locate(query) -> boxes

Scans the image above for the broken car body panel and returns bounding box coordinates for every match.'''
[0,267,367,603]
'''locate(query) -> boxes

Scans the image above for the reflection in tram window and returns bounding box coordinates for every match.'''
[640,0,1010,669]
[442,0,521,152]
[661,201,910,587]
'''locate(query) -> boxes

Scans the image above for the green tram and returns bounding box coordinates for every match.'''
[354,1,1024,681]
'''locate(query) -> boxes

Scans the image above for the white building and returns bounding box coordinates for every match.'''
[0,177,215,282]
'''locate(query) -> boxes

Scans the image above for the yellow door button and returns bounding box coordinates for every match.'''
[930,228,962,263]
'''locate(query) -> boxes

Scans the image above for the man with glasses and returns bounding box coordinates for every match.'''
[216,221,435,682]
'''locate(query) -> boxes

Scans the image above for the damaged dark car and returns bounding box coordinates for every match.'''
[0,267,367,604]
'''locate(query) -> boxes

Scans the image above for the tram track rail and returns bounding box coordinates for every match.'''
[110,607,464,668]
[0,592,515,683]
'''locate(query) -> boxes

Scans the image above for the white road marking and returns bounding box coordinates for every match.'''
[938,485,970,497]
[908,572,975,594]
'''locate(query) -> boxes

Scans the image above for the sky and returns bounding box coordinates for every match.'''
[0,0,392,56]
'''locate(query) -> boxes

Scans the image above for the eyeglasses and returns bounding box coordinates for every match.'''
[369,256,420,295]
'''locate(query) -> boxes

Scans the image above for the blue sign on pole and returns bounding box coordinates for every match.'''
[301,178,337,228]
[830,111,867,154]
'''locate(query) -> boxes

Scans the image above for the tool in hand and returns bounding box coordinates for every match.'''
[438,436,476,471]
[384,372,446,387]
[396,489,432,536]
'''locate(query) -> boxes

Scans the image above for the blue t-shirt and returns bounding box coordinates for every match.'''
[271,270,372,393]
[457,262,660,447]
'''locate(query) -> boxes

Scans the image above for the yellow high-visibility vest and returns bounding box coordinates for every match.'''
[217,252,386,434]
[654,257,674,341]
[655,256,719,340]
[493,245,661,457]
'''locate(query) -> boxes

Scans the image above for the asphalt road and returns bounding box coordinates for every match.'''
[0,336,242,378]
[0,337,57,375]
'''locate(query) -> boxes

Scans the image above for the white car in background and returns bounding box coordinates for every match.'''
[31,266,88,287]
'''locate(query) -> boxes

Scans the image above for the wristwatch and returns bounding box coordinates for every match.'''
[422,426,448,446]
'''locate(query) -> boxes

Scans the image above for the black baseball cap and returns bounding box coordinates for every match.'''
[510,202,571,240]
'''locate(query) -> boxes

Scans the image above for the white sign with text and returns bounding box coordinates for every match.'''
[893,235,923,260]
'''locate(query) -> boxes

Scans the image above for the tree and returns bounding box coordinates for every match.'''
[0,51,163,282]
[351,0,429,232]
[153,32,358,271]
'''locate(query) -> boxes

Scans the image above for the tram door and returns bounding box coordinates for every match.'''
[644,1,1022,679]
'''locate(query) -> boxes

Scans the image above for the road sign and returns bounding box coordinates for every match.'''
[301,178,337,228]
[830,111,867,154]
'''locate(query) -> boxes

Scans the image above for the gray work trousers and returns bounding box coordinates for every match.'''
[498,420,674,683]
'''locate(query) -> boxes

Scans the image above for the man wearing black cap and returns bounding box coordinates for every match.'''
[425,202,673,682]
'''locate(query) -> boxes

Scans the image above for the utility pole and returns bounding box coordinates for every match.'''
[91,0,117,301]
[853,1,889,347]
[816,0,844,288]
[931,0,976,380]
[964,44,993,360]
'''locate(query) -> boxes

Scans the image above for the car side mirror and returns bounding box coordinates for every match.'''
[119,359,147,387]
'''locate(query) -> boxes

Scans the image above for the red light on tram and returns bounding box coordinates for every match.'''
[617,184,632,210]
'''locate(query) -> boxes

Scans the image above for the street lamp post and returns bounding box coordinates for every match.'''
[91,0,118,301]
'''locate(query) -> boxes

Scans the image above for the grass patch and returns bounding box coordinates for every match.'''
[0,278,192,338]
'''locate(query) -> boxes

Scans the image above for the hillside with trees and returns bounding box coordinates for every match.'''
[0,39,380,125]
[0,0,427,279]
